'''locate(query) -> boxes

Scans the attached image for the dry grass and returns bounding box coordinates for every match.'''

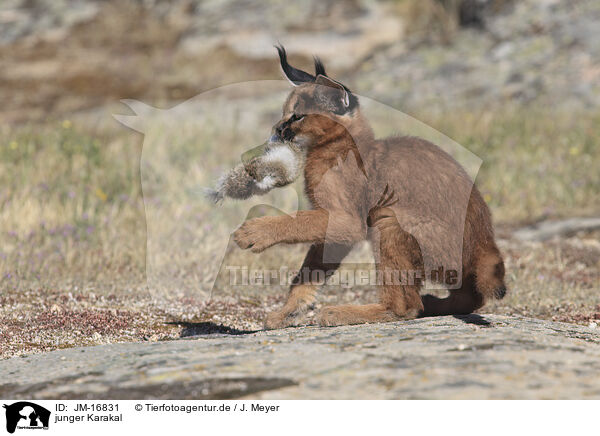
[0,105,599,359]
[489,231,600,323]
[417,107,600,223]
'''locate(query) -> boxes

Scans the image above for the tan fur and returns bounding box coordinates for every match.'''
[234,67,506,329]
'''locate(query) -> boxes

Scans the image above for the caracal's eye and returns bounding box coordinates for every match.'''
[292,114,305,123]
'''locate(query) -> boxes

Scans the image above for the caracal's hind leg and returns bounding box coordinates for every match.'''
[318,201,424,327]
[264,242,353,329]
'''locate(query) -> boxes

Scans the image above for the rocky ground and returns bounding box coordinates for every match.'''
[1,314,599,400]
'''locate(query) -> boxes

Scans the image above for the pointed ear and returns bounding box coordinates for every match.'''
[313,56,326,77]
[315,75,350,108]
[275,44,315,86]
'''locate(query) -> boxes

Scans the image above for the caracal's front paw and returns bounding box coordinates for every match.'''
[233,217,277,253]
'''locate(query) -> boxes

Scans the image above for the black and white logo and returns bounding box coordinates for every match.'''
[3,402,50,434]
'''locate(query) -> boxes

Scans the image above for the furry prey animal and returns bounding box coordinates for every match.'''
[206,140,306,203]
[233,45,506,329]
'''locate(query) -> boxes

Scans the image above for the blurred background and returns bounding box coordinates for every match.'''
[1,0,599,358]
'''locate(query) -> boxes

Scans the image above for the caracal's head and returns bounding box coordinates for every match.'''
[270,45,361,149]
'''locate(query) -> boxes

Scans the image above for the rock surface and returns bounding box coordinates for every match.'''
[513,217,600,242]
[356,0,600,111]
[2,0,600,123]
[2,314,599,399]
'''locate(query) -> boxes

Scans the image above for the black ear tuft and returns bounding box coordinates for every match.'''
[313,56,326,77]
[275,44,315,86]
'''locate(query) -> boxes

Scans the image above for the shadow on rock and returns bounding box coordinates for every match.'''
[166,321,258,337]
[452,314,491,327]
